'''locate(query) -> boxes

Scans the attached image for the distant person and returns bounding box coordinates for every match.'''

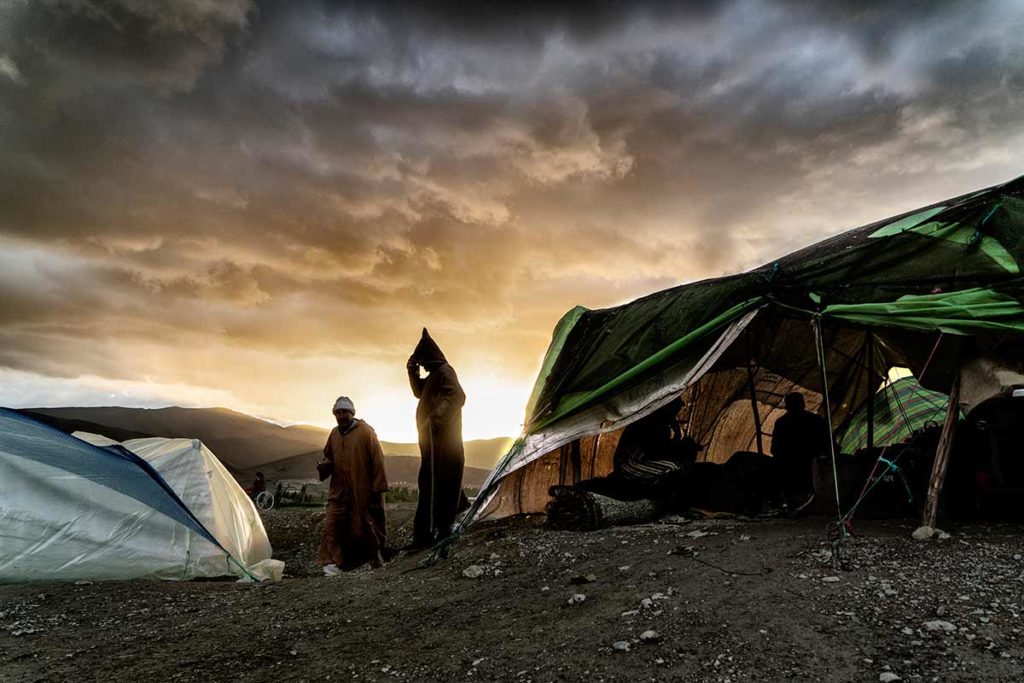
[406,328,467,549]
[316,396,389,575]
[771,391,832,509]
[251,471,266,497]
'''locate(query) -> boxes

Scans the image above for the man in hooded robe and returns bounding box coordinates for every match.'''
[407,328,467,548]
[316,396,389,575]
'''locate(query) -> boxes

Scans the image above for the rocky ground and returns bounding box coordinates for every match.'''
[3,505,1024,682]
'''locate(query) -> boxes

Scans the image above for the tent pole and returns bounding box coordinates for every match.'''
[746,359,764,457]
[923,372,960,528]
[866,332,875,452]
[745,333,765,457]
[813,318,843,518]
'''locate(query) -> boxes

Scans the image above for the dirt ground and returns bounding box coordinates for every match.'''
[3,504,1024,682]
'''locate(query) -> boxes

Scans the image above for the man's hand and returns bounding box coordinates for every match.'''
[316,458,332,482]
[407,357,420,372]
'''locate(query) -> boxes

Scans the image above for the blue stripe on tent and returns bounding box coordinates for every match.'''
[0,408,222,550]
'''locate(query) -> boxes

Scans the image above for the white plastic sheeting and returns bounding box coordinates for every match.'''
[75,433,278,580]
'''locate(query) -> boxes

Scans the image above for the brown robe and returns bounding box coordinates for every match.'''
[409,361,467,544]
[317,420,389,570]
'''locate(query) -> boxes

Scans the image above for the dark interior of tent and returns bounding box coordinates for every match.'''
[482,307,1024,527]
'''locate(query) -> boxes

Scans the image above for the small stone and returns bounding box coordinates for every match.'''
[568,593,587,606]
[923,620,956,632]
[739,535,751,542]
[879,673,901,682]
[912,526,935,541]
[639,630,662,643]
[934,529,951,540]
[822,576,841,583]
[73,581,94,586]
[462,565,485,579]
[901,627,914,635]
[612,640,631,652]
[570,573,598,585]
[685,530,708,539]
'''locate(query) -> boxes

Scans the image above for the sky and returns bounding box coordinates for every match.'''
[1,1,1023,441]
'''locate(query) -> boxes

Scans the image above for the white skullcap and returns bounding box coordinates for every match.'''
[333,396,355,414]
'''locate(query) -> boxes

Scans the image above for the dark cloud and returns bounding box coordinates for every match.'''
[0,0,1022,433]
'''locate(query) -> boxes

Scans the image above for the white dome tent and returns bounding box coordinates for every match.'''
[74,431,278,579]
[0,409,281,582]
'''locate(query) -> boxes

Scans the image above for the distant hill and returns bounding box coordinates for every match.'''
[23,406,507,485]
[19,409,156,444]
[259,450,490,488]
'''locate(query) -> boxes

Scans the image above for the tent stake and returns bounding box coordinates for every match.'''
[923,373,960,528]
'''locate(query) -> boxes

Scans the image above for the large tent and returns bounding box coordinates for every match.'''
[459,174,1024,533]
[0,410,278,582]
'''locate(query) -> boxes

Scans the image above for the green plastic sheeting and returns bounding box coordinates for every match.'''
[839,378,952,453]
[529,297,763,432]
[823,287,1024,335]
[522,305,589,424]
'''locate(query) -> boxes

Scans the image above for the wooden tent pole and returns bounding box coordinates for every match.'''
[746,357,765,457]
[923,372,961,528]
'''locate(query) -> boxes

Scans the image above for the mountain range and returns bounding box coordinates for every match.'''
[20,406,510,488]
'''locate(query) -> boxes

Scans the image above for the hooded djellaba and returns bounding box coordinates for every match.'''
[406,328,468,549]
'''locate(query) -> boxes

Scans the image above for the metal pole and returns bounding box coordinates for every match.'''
[813,318,843,518]
[866,332,875,452]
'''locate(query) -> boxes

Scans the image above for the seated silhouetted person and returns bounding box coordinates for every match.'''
[609,399,700,504]
[771,392,831,508]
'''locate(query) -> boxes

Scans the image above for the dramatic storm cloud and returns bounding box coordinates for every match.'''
[1,0,1023,439]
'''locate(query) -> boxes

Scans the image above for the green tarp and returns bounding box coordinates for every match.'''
[839,377,952,453]
[453,173,1024,534]
[525,174,1024,433]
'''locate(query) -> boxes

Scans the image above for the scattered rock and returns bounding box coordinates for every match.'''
[934,529,951,540]
[568,593,587,606]
[911,526,935,541]
[462,565,485,579]
[612,640,631,652]
[923,620,956,632]
[639,630,662,643]
[822,576,841,583]
[879,672,901,682]
[570,573,598,585]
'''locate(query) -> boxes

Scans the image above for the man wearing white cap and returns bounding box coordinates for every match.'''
[316,396,389,575]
